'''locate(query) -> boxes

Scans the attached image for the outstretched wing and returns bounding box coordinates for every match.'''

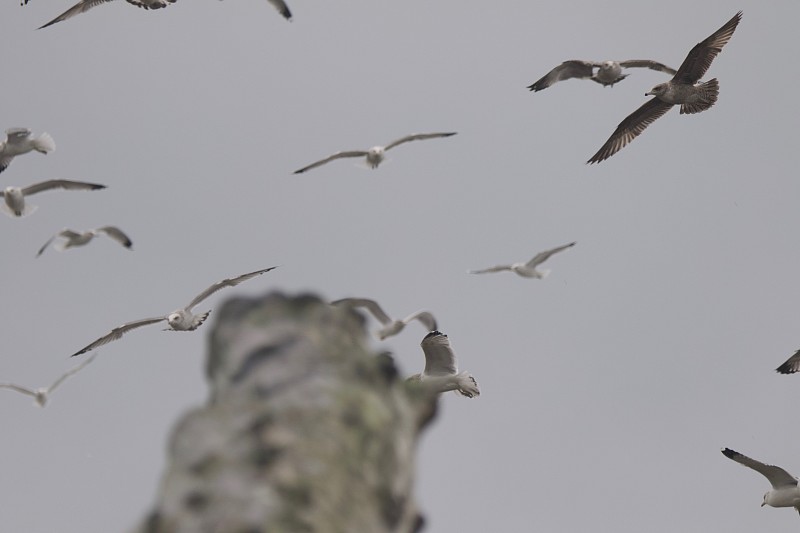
[401,310,437,331]
[618,60,677,75]
[776,349,800,374]
[468,264,513,274]
[38,0,115,29]
[722,448,798,489]
[72,317,165,357]
[331,297,392,326]
[527,60,597,92]
[673,11,742,84]
[22,179,106,196]
[267,0,291,20]
[0,383,36,398]
[97,226,133,249]
[5,128,32,144]
[526,241,576,268]
[47,352,99,393]
[293,151,368,174]
[587,97,673,163]
[36,234,59,257]
[384,132,457,151]
[420,331,458,376]
[186,267,277,310]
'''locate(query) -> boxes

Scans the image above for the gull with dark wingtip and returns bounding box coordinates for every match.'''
[528,60,677,92]
[588,11,742,164]
[408,331,480,398]
[0,128,55,174]
[332,297,437,340]
[37,226,133,257]
[0,179,106,218]
[721,448,800,515]
[468,242,575,279]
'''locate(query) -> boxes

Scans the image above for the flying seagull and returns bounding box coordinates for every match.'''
[0,128,55,174]
[408,331,480,398]
[0,352,98,407]
[721,448,800,514]
[775,349,800,374]
[293,132,458,174]
[1,179,106,218]
[331,297,437,340]
[587,11,742,164]
[528,60,677,91]
[468,241,576,279]
[37,226,133,257]
[71,266,278,357]
[37,0,178,29]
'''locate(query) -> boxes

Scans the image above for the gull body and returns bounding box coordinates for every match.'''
[0,353,98,407]
[528,59,676,91]
[469,241,575,279]
[0,179,106,217]
[332,297,437,340]
[0,128,55,173]
[408,331,479,398]
[71,267,278,356]
[37,226,133,257]
[588,11,742,163]
[722,448,800,514]
[293,132,457,174]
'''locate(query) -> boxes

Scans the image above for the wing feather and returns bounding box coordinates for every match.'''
[420,331,458,376]
[22,180,106,196]
[383,132,457,151]
[722,448,798,489]
[293,151,368,174]
[186,267,277,310]
[673,11,742,84]
[587,98,673,163]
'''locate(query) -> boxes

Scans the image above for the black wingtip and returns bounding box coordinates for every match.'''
[721,447,739,459]
[423,330,446,341]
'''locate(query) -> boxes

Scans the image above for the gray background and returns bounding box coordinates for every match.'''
[1,1,798,531]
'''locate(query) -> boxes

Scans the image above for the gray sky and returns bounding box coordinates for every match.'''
[1,1,798,531]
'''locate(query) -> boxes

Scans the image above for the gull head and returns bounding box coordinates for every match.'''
[646,83,668,97]
[167,312,185,329]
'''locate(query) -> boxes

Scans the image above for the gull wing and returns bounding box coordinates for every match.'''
[36,233,61,257]
[97,226,133,249]
[185,266,277,310]
[22,179,106,196]
[527,60,597,92]
[587,97,673,163]
[0,154,12,173]
[331,297,392,326]
[468,264,513,274]
[722,448,798,489]
[5,128,32,144]
[526,241,576,268]
[776,349,800,374]
[0,383,37,398]
[38,0,115,29]
[72,317,166,357]
[267,0,291,20]
[401,310,437,331]
[673,11,742,84]
[293,151,368,174]
[47,352,98,393]
[384,132,457,151]
[420,331,458,376]
[618,60,678,75]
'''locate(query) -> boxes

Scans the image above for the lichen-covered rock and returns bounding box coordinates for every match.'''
[135,292,436,533]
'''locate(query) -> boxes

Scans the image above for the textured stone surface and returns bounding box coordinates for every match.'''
[135,292,436,533]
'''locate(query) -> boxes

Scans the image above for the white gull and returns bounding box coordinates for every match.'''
[332,297,437,340]
[37,226,133,257]
[468,241,576,279]
[1,179,106,218]
[0,128,55,174]
[0,352,98,407]
[408,330,479,398]
[722,448,800,514]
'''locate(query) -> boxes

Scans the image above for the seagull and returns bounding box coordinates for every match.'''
[721,448,800,514]
[293,132,458,174]
[468,241,576,279]
[587,11,742,164]
[0,128,55,174]
[331,297,437,340]
[775,349,800,374]
[71,267,278,357]
[0,352,98,407]
[408,331,480,398]
[0,180,106,218]
[36,226,133,257]
[37,0,178,30]
[528,60,677,91]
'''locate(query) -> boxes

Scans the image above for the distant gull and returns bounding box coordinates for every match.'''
[332,297,437,340]
[775,349,800,374]
[293,132,458,174]
[71,266,277,357]
[0,352,98,407]
[36,0,177,29]
[36,226,133,257]
[0,128,55,174]
[468,241,576,279]
[528,60,677,91]
[721,448,800,514]
[408,330,480,398]
[0,179,106,218]
[587,11,742,164]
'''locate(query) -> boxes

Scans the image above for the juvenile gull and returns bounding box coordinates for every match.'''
[408,331,480,398]
[0,179,106,218]
[71,267,277,357]
[293,132,457,174]
[775,349,800,374]
[0,352,98,407]
[528,60,677,91]
[588,11,742,164]
[0,128,55,174]
[468,241,576,279]
[36,226,133,257]
[332,297,437,340]
[37,0,178,29]
[721,448,800,514]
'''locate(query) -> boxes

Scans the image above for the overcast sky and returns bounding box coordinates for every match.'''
[1,1,798,532]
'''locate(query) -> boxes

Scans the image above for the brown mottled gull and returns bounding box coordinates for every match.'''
[528,60,677,92]
[588,11,742,164]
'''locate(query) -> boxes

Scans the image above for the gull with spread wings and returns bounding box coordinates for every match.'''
[71,267,277,357]
[332,297,437,340]
[408,331,480,398]
[528,60,676,91]
[37,226,133,257]
[0,128,55,174]
[1,179,106,218]
[0,352,98,407]
[721,448,800,514]
[293,132,457,174]
[588,11,742,163]
[469,241,575,279]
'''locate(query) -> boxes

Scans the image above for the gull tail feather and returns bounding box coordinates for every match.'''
[1,203,37,218]
[455,372,480,398]
[680,79,718,114]
[33,132,55,154]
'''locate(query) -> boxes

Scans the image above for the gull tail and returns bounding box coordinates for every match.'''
[536,268,551,279]
[455,372,480,398]
[33,132,55,154]
[680,78,718,115]
[1,203,37,218]
[190,310,211,330]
